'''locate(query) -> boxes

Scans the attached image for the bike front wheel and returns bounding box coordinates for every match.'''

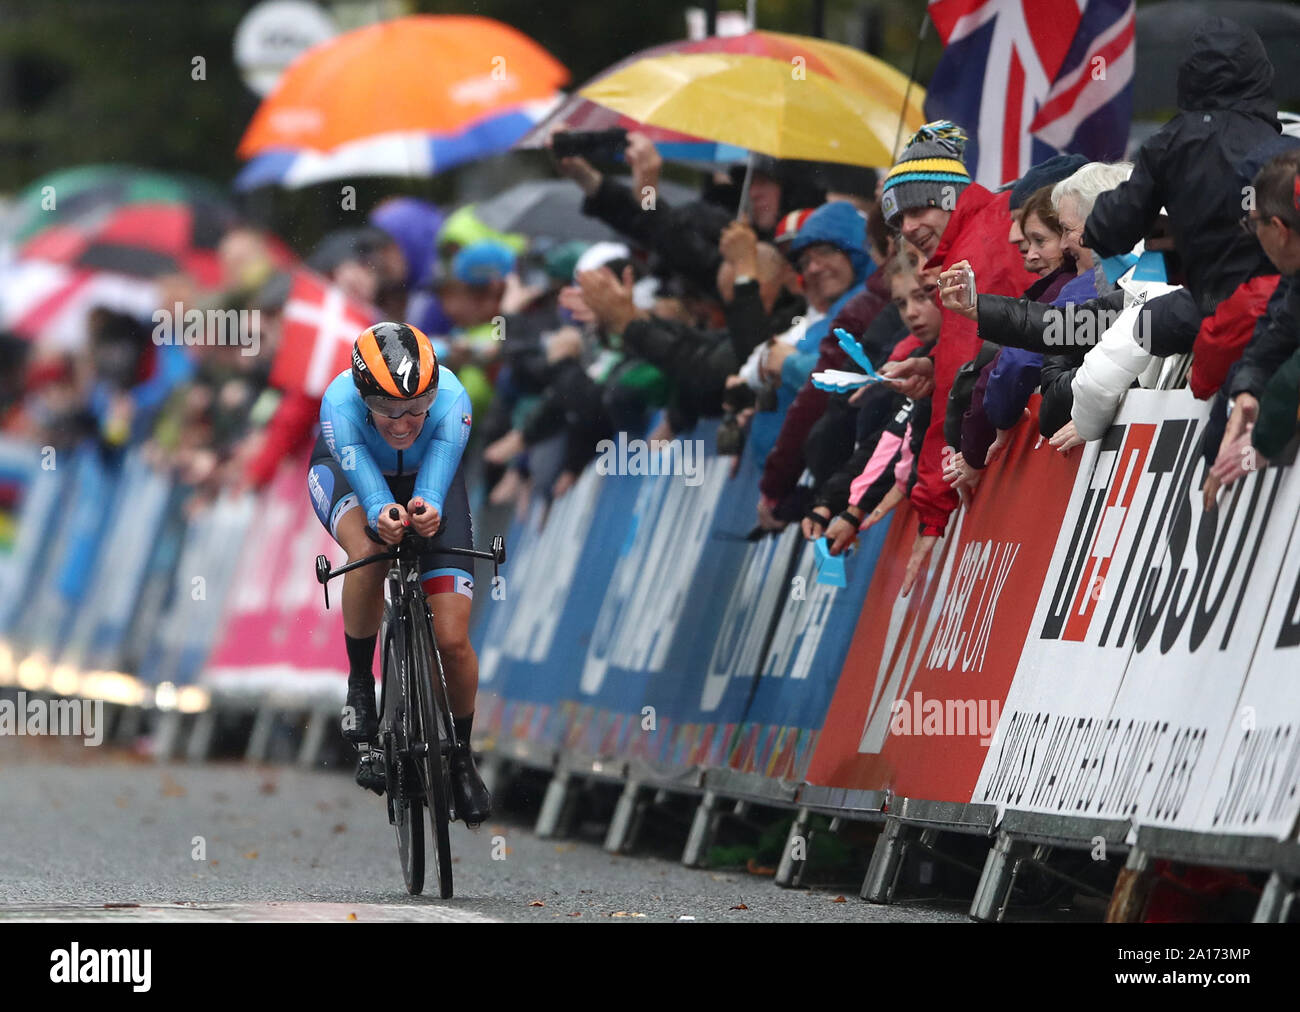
[411,607,454,899]
[388,630,424,895]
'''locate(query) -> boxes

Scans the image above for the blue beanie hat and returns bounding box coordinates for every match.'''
[1008,153,1090,211]
[452,240,516,286]
[788,200,871,280]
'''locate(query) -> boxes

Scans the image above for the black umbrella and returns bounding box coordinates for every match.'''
[474,177,699,244]
[1135,1,1300,117]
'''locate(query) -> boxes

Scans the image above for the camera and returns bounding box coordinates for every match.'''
[716,415,745,456]
[552,128,629,162]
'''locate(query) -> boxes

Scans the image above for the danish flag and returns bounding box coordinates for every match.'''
[270,270,377,397]
[925,0,1135,187]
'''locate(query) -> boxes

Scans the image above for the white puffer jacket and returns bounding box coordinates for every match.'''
[1070,273,1183,440]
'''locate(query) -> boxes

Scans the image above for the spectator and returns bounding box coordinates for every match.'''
[1208,149,1300,493]
[1084,16,1281,318]
[805,243,941,552]
[879,120,1037,593]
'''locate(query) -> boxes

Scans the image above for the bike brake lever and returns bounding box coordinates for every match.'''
[315,554,331,609]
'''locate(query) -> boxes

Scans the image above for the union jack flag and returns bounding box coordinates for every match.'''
[924,0,1135,187]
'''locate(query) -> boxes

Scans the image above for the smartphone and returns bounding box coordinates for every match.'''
[552,128,629,161]
[959,265,976,309]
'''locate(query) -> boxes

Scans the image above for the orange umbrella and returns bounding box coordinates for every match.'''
[237,15,568,183]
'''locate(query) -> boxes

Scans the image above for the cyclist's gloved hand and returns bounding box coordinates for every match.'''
[375,503,408,544]
[407,498,441,538]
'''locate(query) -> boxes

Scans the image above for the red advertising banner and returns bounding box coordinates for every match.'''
[204,449,348,699]
[806,398,1080,801]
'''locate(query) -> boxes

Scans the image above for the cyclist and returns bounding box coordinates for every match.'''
[307,321,492,825]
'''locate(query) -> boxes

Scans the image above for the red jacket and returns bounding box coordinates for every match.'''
[245,389,320,488]
[911,184,1039,536]
[1189,274,1280,399]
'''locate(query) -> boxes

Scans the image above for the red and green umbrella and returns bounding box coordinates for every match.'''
[18,201,240,288]
[6,165,234,246]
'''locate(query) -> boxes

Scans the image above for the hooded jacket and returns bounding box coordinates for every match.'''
[1083,17,1280,315]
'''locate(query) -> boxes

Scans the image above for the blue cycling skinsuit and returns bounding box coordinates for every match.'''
[308,365,476,598]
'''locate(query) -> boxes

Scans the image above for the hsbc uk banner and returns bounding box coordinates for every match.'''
[805,400,1080,802]
[975,389,1300,838]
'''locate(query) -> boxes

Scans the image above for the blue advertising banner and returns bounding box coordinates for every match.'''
[0,438,63,637]
[726,515,893,781]
[472,459,634,755]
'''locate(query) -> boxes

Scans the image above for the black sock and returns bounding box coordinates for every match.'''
[345,633,377,682]
[453,712,474,745]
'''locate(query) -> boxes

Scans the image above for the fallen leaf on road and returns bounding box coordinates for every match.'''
[730,903,749,910]
[160,774,186,798]
[243,850,259,859]
[746,858,776,876]
[832,896,847,903]
[554,844,574,853]
[528,900,545,907]
[569,912,581,917]
[346,913,357,921]
[114,796,129,809]
[259,780,277,795]
[332,823,347,834]
[209,860,219,866]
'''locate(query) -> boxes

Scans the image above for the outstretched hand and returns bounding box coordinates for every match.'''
[900,533,939,598]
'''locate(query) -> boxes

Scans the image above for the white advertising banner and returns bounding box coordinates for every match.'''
[976,389,1300,838]
[1195,473,1300,838]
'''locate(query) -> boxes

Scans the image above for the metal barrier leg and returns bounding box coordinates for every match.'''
[297,708,330,769]
[604,779,642,854]
[775,807,813,888]
[682,790,721,868]
[245,705,277,763]
[113,704,144,745]
[862,817,913,904]
[185,708,217,763]
[535,768,573,839]
[970,831,1031,923]
[153,710,184,762]
[1105,845,1154,923]
[1253,871,1295,924]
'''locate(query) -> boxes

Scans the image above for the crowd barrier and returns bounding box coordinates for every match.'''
[0,384,1297,917]
[469,391,1300,914]
[472,419,889,809]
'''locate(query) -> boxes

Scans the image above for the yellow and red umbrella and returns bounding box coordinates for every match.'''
[522,30,925,167]
[237,15,569,188]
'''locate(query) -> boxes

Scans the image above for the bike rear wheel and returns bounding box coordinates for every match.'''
[411,606,454,899]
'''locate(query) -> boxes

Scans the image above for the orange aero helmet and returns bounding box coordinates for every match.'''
[351,322,438,413]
